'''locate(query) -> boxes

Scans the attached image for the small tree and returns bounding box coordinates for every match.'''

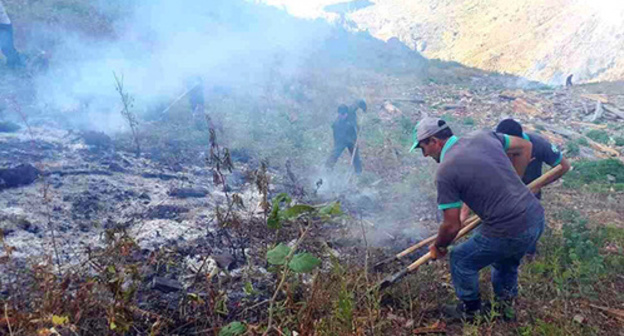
[113,72,141,157]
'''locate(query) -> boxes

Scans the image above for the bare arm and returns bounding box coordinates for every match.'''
[529,156,571,193]
[430,208,461,259]
[460,203,471,224]
[505,136,532,177]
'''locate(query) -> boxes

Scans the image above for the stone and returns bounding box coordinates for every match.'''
[81,130,113,150]
[168,187,209,198]
[146,204,189,219]
[0,164,40,190]
[212,252,235,270]
[152,277,183,293]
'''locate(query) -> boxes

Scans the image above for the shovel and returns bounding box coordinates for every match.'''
[370,164,565,291]
[372,215,480,271]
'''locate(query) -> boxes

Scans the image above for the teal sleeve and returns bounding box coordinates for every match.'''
[503,134,511,151]
[438,202,463,210]
[552,152,562,166]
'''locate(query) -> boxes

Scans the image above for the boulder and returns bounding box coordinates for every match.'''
[152,277,183,293]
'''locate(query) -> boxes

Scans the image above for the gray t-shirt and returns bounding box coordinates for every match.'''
[522,132,562,199]
[435,130,543,238]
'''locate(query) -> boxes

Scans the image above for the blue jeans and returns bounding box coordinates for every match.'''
[449,212,545,302]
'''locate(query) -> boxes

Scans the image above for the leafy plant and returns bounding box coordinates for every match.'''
[219,321,247,336]
[586,129,610,144]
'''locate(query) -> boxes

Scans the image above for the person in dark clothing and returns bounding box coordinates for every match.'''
[496,118,570,255]
[566,74,573,87]
[0,1,22,69]
[326,101,366,174]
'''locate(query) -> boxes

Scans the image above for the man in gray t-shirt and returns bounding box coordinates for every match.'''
[410,117,545,320]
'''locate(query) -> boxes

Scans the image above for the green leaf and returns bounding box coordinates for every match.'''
[319,201,343,216]
[267,203,281,229]
[272,193,292,205]
[288,252,321,273]
[52,315,69,326]
[282,204,316,219]
[219,321,247,336]
[244,281,255,295]
[267,243,291,265]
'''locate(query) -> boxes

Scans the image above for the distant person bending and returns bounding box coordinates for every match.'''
[0,1,22,68]
[326,100,367,174]
[495,118,570,255]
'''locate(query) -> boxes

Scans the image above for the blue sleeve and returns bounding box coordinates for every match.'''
[532,134,562,166]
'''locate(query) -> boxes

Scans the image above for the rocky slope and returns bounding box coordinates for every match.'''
[267,0,624,84]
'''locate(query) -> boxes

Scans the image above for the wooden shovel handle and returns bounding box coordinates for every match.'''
[397,214,479,259]
[406,216,482,271]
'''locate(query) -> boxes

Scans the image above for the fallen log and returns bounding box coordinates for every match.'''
[590,101,603,122]
[581,94,609,104]
[538,123,620,157]
[603,104,624,120]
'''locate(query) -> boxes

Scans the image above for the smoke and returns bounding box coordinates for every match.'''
[10,0,435,250]
[29,0,335,132]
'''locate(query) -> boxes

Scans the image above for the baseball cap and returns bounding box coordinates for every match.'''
[409,117,450,152]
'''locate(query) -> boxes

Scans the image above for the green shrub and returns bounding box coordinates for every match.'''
[440,113,456,122]
[614,137,624,146]
[563,159,624,191]
[585,129,610,144]
[566,141,579,156]
[462,117,475,125]
[577,137,589,146]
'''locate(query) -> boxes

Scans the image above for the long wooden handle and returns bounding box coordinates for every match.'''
[407,216,482,271]
[396,214,479,259]
[404,164,564,273]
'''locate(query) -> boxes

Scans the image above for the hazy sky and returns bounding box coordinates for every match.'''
[260,0,339,18]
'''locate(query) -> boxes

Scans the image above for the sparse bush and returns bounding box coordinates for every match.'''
[0,121,20,133]
[462,116,475,126]
[114,73,141,157]
[577,137,589,146]
[614,136,624,146]
[566,141,580,156]
[585,129,610,144]
[564,159,624,191]
[440,113,456,122]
